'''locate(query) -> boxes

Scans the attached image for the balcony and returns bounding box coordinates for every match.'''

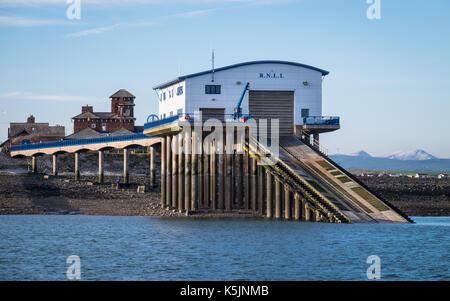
[301,116,340,134]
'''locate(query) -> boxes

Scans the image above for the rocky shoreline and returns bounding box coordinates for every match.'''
[0,172,448,217]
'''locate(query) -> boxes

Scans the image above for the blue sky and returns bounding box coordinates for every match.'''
[0,0,449,157]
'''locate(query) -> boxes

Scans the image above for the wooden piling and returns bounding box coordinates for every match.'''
[294,192,301,221]
[166,135,172,208]
[304,202,311,221]
[211,140,216,210]
[243,148,250,210]
[191,130,198,211]
[225,152,233,211]
[172,135,178,209]
[258,165,264,215]
[266,171,273,218]
[184,131,191,215]
[284,185,291,220]
[178,134,184,212]
[251,157,257,212]
[217,148,225,210]
[160,137,166,208]
[275,178,281,219]
[236,153,243,209]
[203,142,210,209]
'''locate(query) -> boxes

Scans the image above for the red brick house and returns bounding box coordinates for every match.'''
[72,89,136,134]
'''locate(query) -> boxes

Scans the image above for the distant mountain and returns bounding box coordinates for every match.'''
[330,150,449,173]
[350,150,372,158]
[386,149,437,161]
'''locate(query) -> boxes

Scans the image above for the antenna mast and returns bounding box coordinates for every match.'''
[211,49,215,82]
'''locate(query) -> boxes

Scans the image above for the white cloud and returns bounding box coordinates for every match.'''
[0,15,69,27]
[0,0,254,5]
[0,91,104,103]
[65,24,117,37]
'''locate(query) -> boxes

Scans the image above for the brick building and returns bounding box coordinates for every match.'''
[72,89,136,134]
[7,115,65,146]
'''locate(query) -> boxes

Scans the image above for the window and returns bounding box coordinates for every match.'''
[163,92,166,100]
[125,109,130,116]
[169,111,173,117]
[91,123,96,129]
[159,94,162,101]
[205,85,221,94]
[177,86,183,96]
[177,109,183,117]
[102,124,106,131]
[301,109,310,117]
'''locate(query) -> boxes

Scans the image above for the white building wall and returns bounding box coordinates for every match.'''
[158,63,323,125]
[157,81,186,119]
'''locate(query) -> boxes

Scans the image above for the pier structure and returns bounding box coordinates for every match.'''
[10,134,160,187]
[142,114,412,223]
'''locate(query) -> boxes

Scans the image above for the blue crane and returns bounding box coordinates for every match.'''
[233,82,250,120]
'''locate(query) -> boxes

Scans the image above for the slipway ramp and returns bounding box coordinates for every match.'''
[252,135,412,223]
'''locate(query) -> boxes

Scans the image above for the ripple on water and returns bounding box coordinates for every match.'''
[0,215,448,280]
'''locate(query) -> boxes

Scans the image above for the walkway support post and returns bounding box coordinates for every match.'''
[52,154,57,176]
[203,141,210,209]
[123,148,129,184]
[98,151,104,183]
[217,142,225,210]
[74,152,80,181]
[149,146,155,188]
[31,156,37,173]
[161,137,166,208]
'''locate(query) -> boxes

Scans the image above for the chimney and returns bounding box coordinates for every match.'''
[27,115,35,124]
[82,105,93,114]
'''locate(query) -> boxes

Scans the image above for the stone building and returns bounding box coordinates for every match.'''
[7,115,65,146]
[72,89,136,134]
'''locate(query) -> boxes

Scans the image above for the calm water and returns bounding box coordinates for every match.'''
[0,215,448,281]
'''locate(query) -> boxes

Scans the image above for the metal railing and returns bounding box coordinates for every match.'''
[302,116,339,126]
[301,133,328,156]
[10,133,151,152]
[143,113,252,131]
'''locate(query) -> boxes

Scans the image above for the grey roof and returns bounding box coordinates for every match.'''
[64,127,106,140]
[9,122,65,138]
[110,89,135,98]
[153,60,330,90]
[110,127,134,136]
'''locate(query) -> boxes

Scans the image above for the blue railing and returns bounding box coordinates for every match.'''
[10,133,152,152]
[144,113,252,131]
[302,116,340,126]
[144,115,180,131]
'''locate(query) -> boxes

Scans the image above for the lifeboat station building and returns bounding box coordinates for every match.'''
[152,60,340,140]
